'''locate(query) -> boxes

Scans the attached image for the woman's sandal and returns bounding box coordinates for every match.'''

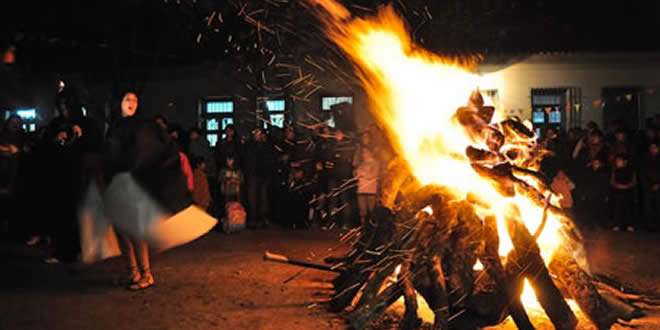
[114,269,141,287]
[128,272,154,291]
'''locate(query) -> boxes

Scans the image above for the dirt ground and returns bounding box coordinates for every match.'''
[1,227,659,330]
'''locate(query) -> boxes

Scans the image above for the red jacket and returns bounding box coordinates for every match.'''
[179,152,194,191]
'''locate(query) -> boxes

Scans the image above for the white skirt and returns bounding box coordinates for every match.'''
[79,172,217,263]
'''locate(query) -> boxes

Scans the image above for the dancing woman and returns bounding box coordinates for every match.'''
[106,91,192,290]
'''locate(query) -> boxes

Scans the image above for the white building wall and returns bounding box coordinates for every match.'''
[478,53,660,129]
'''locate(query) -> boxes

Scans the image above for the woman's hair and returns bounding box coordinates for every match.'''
[110,89,140,124]
[120,90,138,100]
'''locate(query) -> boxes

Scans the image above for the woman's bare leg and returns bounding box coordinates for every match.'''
[117,234,140,284]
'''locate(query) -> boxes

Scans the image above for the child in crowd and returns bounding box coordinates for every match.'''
[219,154,245,232]
[219,154,243,202]
[355,148,380,226]
[610,154,637,232]
[190,157,211,211]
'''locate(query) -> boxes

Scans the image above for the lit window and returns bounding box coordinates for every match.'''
[549,108,562,124]
[321,96,353,111]
[207,134,219,147]
[269,114,285,128]
[206,101,234,113]
[532,109,545,124]
[81,106,87,117]
[266,100,285,111]
[29,123,36,132]
[207,118,219,131]
[15,109,36,120]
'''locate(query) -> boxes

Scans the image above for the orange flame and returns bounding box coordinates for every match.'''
[310,1,565,261]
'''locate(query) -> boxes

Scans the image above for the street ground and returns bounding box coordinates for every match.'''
[1,227,659,330]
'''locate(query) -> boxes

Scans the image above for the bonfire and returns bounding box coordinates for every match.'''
[293,1,648,329]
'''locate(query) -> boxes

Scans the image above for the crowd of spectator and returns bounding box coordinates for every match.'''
[1,90,659,271]
[541,116,660,232]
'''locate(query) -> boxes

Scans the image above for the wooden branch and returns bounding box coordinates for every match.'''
[399,262,422,330]
[348,281,404,330]
[427,255,450,330]
[549,246,619,330]
[479,216,536,330]
[505,208,578,330]
[354,263,398,310]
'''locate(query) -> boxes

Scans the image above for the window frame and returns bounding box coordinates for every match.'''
[200,97,235,147]
[260,97,287,129]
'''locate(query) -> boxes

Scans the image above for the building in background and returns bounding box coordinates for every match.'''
[478,52,660,137]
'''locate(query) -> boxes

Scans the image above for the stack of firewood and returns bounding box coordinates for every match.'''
[322,92,643,330]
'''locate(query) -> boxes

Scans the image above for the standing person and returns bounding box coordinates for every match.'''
[310,160,329,229]
[0,115,25,238]
[219,154,243,203]
[213,125,241,218]
[573,130,608,170]
[168,124,186,154]
[41,90,89,264]
[244,128,275,228]
[575,158,610,229]
[639,141,660,231]
[327,130,356,230]
[610,154,637,232]
[106,91,192,290]
[608,130,631,166]
[218,154,245,232]
[272,126,303,226]
[355,148,380,226]
[214,125,241,168]
[188,127,216,181]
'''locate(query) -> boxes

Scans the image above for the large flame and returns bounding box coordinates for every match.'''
[309,0,581,322]
[311,2,563,261]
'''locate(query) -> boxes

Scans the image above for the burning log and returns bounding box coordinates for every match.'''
[465,146,503,165]
[505,206,578,330]
[426,255,450,329]
[478,215,536,330]
[549,246,622,329]
[327,207,397,313]
[398,262,422,330]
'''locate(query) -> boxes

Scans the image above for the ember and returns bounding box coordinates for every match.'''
[301,1,646,329]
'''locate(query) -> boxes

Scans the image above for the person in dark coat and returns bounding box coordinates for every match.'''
[326,130,356,229]
[243,128,276,228]
[106,90,191,290]
[40,90,92,264]
[639,141,660,231]
[0,115,25,237]
[610,154,637,232]
[574,158,610,229]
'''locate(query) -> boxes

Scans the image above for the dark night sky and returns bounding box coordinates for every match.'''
[1,0,659,71]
